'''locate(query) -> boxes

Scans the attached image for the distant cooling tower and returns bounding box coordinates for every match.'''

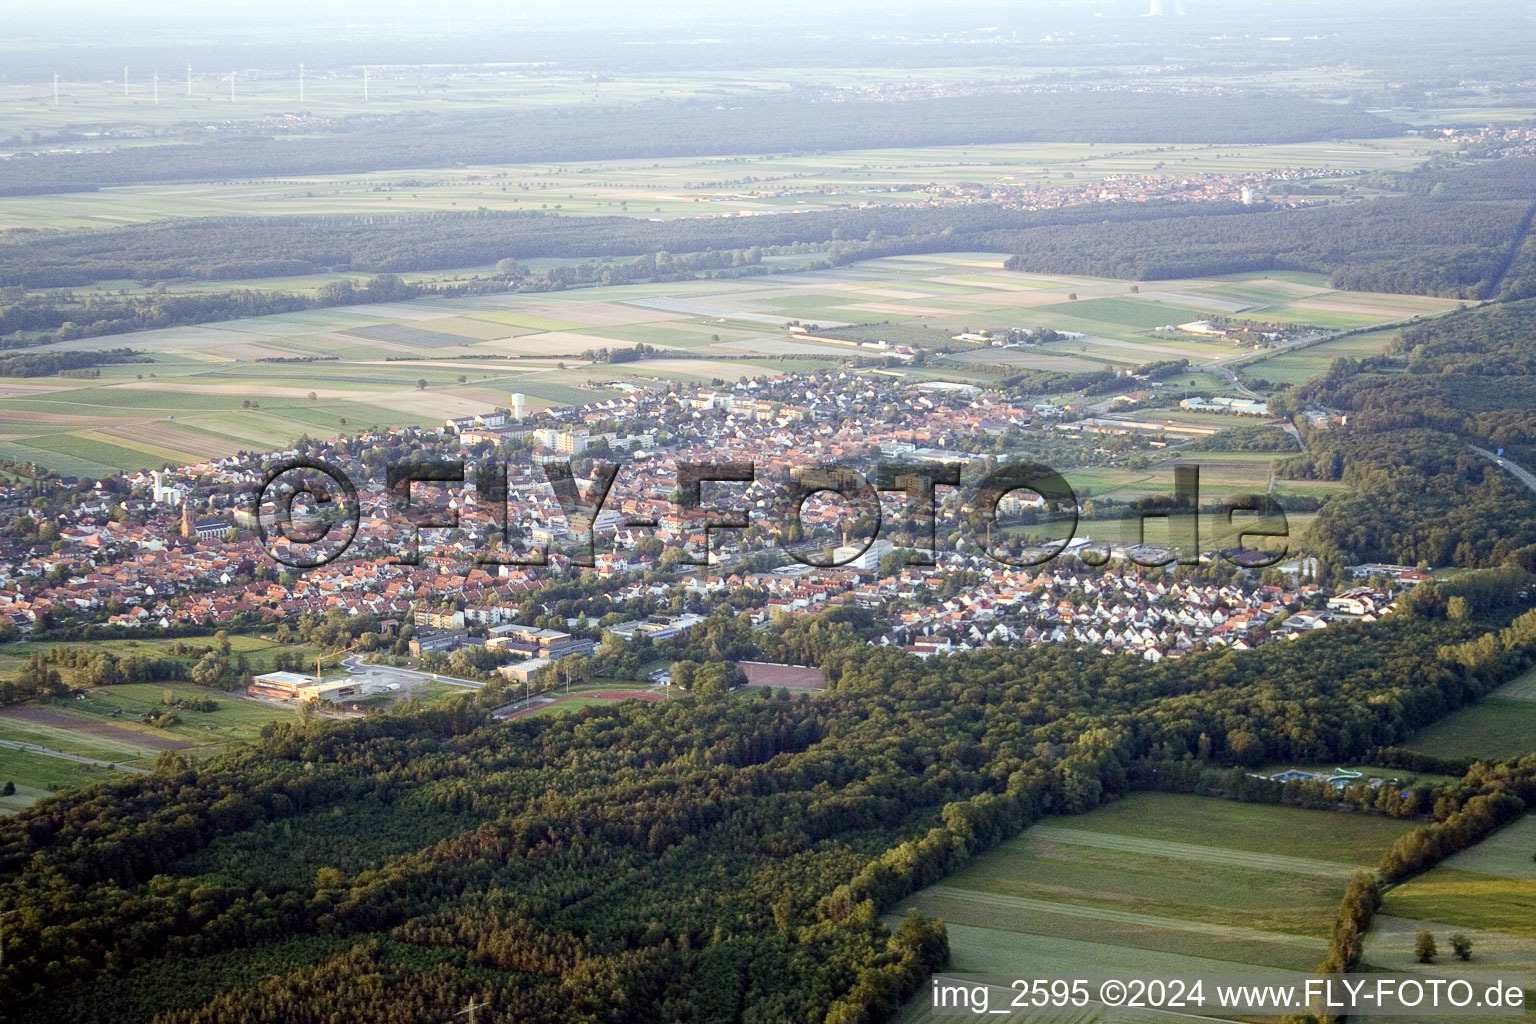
[1148,0,1164,14]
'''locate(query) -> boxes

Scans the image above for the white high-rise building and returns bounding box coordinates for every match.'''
[151,471,184,507]
[831,538,894,571]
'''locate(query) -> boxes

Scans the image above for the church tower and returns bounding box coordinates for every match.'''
[181,500,195,540]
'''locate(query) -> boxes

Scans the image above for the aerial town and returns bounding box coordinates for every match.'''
[0,366,1417,702]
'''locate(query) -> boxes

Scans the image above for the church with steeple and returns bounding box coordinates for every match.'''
[180,499,232,543]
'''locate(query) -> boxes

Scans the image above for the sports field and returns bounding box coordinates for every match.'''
[888,793,1420,1022]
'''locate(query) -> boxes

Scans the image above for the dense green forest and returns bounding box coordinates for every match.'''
[1281,298,1536,567]
[5,158,1531,306]
[1002,157,1536,297]
[1303,297,1536,449]
[1280,428,1536,569]
[2,588,1533,1024]
[0,92,1396,197]
[0,201,1256,290]
[1003,194,1533,298]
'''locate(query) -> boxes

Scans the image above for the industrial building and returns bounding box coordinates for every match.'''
[248,671,362,703]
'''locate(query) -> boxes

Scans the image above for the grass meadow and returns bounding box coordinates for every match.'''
[1362,814,1536,1018]
[1399,698,1536,763]
[889,793,1419,1022]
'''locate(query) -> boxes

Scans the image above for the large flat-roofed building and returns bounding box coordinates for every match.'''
[305,679,363,704]
[499,657,550,684]
[248,670,319,700]
[409,629,470,656]
[484,625,593,660]
[249,671,360,702]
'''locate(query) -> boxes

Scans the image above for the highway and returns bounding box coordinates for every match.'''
[1470,445,1536,495]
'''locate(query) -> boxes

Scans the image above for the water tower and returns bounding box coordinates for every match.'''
[511,393,526,421]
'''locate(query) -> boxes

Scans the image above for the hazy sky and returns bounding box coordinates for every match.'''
[0,0,1524,84]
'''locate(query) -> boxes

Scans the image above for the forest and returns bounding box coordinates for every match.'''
[1,581,1533,1024]
[0,347,146,377]
[0,275,507,343]
[1280,427,1536,569]
[0,201,1258,290]
[0,92,1397,197]
[3,159,1531,309]
[1003,193,1534,298]
[1281,297,1536,568]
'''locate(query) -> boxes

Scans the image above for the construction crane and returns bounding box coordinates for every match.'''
[314,635,367,681]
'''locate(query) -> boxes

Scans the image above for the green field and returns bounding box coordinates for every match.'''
[65,683,293,742]
[1400,698,1536,762]
[0,634,310,811]
[0,117,1454,232]
[1239,327,1407,385]
[1363,814,1536,1014]
[0,715,159,763]
[0,683,295,814]
[890,793,1416,990]
[889,793,1420,1023]
[1494,666,1536,702]
[0,746,124,812]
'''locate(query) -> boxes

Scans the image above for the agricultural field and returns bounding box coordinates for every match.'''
[889,792,1420,1022]
[0,126,1453,233]
[1361,814,1536,1018]
[0,633,317,811]
[1239,326,1408,386]
[1398,696,1536,763]
[1,682,291,760]
[0,255,1455,476]
[0,684,295,814]
[1493,665,1536,703]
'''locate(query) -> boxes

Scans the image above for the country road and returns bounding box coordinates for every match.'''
[1470,445,1536,495]
[1198,330,1329,400]
[0,738,149,773]
[1281,423,1307,453]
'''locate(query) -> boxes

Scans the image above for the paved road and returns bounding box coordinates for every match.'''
[1470,445,1536,495]
[342,655,484,690]
[0,738,148,774]
[1280,423,1307,453]
[1198,331,1328,400]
